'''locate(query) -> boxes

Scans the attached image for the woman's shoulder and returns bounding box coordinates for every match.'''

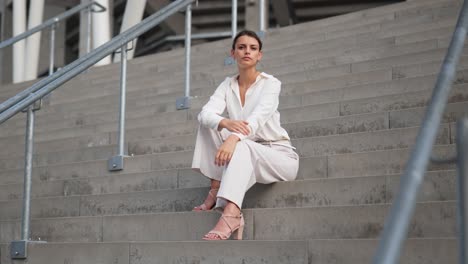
[260,72,281,85]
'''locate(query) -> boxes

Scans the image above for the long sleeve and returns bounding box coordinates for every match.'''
[232,78,281,140]
[198,78,229,130]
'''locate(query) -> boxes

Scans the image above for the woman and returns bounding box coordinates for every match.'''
[191,30,299,240]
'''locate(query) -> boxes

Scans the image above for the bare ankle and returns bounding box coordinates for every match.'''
[223,202,241,216]
[211,180,220,190]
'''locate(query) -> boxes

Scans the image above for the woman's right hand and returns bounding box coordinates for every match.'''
[219,119,250,135]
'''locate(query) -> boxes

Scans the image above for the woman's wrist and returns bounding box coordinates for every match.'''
[227,134,241,142]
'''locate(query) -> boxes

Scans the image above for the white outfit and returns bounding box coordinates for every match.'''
[192,72,299,209]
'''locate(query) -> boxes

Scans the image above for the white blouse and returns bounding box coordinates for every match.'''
[198,72,290,142]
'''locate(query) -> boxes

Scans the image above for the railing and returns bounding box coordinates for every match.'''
[135,0,268,59]
[0,1,106,78]
[1,0,196,259]
[372,1,468,263]
[2,0,269,259]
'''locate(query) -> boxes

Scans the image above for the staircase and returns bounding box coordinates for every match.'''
[0,0,465,263]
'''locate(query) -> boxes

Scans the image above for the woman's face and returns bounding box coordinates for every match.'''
[231,35,263,69]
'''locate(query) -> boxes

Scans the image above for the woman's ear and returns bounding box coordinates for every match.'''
[258,50,263,62]
[230,49,235,58]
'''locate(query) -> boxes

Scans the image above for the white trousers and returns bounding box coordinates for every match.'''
[191,125,299,209]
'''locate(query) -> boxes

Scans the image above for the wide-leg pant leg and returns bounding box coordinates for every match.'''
[191,125,229,181]
[216,140,299,210]
[191,125,299,210]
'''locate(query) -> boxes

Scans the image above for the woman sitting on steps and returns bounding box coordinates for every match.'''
[191,30,299,240]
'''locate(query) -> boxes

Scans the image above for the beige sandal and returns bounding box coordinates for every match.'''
[203,213,245,240]
[193,188,219,211]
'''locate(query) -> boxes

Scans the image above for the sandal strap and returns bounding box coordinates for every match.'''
[220,214,242,231]
[207,188,219,199]
[205,230,228,240]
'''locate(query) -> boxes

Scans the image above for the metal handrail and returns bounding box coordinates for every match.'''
[0,0,195,123]
[0,1,105,50]
[0,1,105,112]
[372,1,468,263]
[5,0,195,259]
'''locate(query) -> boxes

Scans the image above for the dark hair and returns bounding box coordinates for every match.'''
[231,30,263,51]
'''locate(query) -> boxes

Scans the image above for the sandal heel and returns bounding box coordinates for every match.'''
[234,225,244,240]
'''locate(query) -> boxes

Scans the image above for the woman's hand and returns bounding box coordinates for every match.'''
[215,135,240,166]
[219,119,250,136]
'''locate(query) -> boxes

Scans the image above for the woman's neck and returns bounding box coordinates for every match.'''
[237,68,260,87]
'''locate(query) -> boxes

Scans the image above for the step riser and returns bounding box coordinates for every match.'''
[0,202,455,242]
[0,241,308,264]
[0,170,456,220]
[127,125,451,157]
[0,143,456,188]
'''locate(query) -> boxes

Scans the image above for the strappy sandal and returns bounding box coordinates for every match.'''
[202,213,245,240]
[193,188,219,211]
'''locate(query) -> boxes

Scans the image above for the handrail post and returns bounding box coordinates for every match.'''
[176,3,192,110]
[10,105,46,259]
[371,0,468,263]
[259,0,266,33]
[231,0,237,38]
[21,106,34,242]
[118,44,128,158]
[108,43,129,171]
[457,118,468,264]
[49,20,58,76]
[224,0,237,65]
[87,5,92,54]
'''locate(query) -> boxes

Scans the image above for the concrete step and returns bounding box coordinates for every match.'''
[0,111,452,170]
[0,168,455,223]
[0,141,456,191]
[0,201,456,240]
[0,159,456,220]
[127,124,451,157]
[4,77,465,153]
[266,0,459,43]
[44,52,468,118]
[4,63,467,138]
[0,143,117,170]
[80,5,454,80]
[339,82,468,116]
[0,1,456,95]
[20,53,467,130]
[0,78,466,166]
[305,238,456,264]
[14,24,458,108]
[0,241,308,264]
[5,35,466,125]
[0,125,456,196]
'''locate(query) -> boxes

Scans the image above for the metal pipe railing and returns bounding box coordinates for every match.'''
[457,118,468,264]
[118,44,128,157]
[259,0,266,32]
[0,1,105,50]
[5,0,195,258]
[184,4,192,99]
[107,42,129,171]
[232,0,238,38]
[175,3,193,110]
[0,1,105,114]
[372,1,468,263]
[48,20,57,76]
[0,0,195,124]
[20,106,35,242]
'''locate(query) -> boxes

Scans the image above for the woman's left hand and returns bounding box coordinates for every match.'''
[215,135,240,166]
